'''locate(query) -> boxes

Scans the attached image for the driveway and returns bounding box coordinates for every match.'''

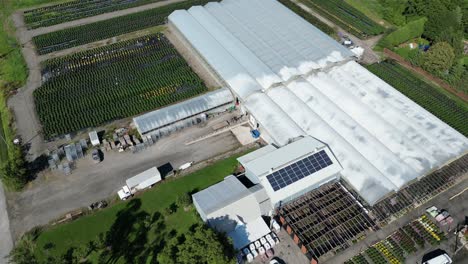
[6,113,243,239]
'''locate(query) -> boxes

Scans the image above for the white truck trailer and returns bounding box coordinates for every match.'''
[118,167,161,200]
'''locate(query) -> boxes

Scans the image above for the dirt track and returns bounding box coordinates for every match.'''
[292,0,382,64]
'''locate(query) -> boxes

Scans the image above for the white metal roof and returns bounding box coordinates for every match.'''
[237,145,277,165]
[192,175,248,215]
[126,167,161,189]
[133,88,233,135]
[169,0,468,205]
[239,137,343,206]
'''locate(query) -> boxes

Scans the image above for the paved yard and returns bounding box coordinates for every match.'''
[252,230,310,264]
[6,113,242,239]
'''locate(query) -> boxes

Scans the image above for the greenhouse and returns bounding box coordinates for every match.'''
[134,87,233,138]
[168,0,468,205]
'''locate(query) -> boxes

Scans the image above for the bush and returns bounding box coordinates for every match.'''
[378,17,427,48]
[176,193,191,208]
[0,146,28,191]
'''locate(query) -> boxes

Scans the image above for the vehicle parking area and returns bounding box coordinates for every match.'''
[6,112,244,239]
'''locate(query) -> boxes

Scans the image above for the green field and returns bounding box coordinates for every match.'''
[34,150,251,262]
[32,0,215,54]
[300,0,385,38]
[24,0,164,29]
[35,34,207,138]
[344,0,388,26]
[367,61,468,137]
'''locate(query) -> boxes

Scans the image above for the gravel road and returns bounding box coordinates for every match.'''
[6,113,242,239]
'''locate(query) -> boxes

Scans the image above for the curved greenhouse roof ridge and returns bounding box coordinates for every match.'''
[168,0,468,205]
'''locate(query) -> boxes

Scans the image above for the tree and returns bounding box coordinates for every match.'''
[422,42,455,74]
[0,146,28,191]
[7,233,38,264]
[158,225,236,264]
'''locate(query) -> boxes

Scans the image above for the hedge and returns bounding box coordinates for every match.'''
[378,17,427,48]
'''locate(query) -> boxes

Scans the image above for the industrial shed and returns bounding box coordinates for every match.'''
[168,0,468,205]
[133,87,233,138]
[238,136,342,207]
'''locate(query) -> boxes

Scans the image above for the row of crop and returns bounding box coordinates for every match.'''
[366,61,468,137]
[34,34,207,138]
[42,35,170,77]
[277,0,335,37]
[32,0,216,55]
[300,0,384,39]
[346,214,447,264]
[24,0,163,29]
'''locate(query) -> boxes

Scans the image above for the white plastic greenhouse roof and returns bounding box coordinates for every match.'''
[168,0,468,205]
[133,88,233,135]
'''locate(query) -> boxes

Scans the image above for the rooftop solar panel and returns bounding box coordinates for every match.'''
[266,150,333,191]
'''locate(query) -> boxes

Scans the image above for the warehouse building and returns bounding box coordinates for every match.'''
[133,87,233,139]
[168,0,468,205]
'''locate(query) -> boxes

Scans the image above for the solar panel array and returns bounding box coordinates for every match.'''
[266,150,333,191]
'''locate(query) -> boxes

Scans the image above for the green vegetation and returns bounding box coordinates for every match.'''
[25,151,249,263]
[278,0,336,37]
[378,17,426,48]
[375,0,467,93]
[0,0,64,190]
[24,0,165,29]
[300,0,385,38]
[345,0,388,27]
[367,61,468,137]
[32,0,215,54]
[35,34,207,138]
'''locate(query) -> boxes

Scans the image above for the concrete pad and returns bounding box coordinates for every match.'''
[231,125,257,146]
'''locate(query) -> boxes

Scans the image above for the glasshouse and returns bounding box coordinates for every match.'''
[168,0,468,205]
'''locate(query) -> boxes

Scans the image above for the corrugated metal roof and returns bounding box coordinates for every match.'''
[134,88,233,135]
[237,145,276,165]
[192,175,249,215]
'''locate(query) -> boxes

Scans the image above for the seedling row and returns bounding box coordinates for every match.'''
[35,34,207,138]
[33,0,216,55]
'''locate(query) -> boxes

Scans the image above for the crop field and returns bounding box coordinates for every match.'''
[35,34,207,138]
[367,61,468,137]
[24,0,163,29]
[32,0,215,55]
[300,0,384,38]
